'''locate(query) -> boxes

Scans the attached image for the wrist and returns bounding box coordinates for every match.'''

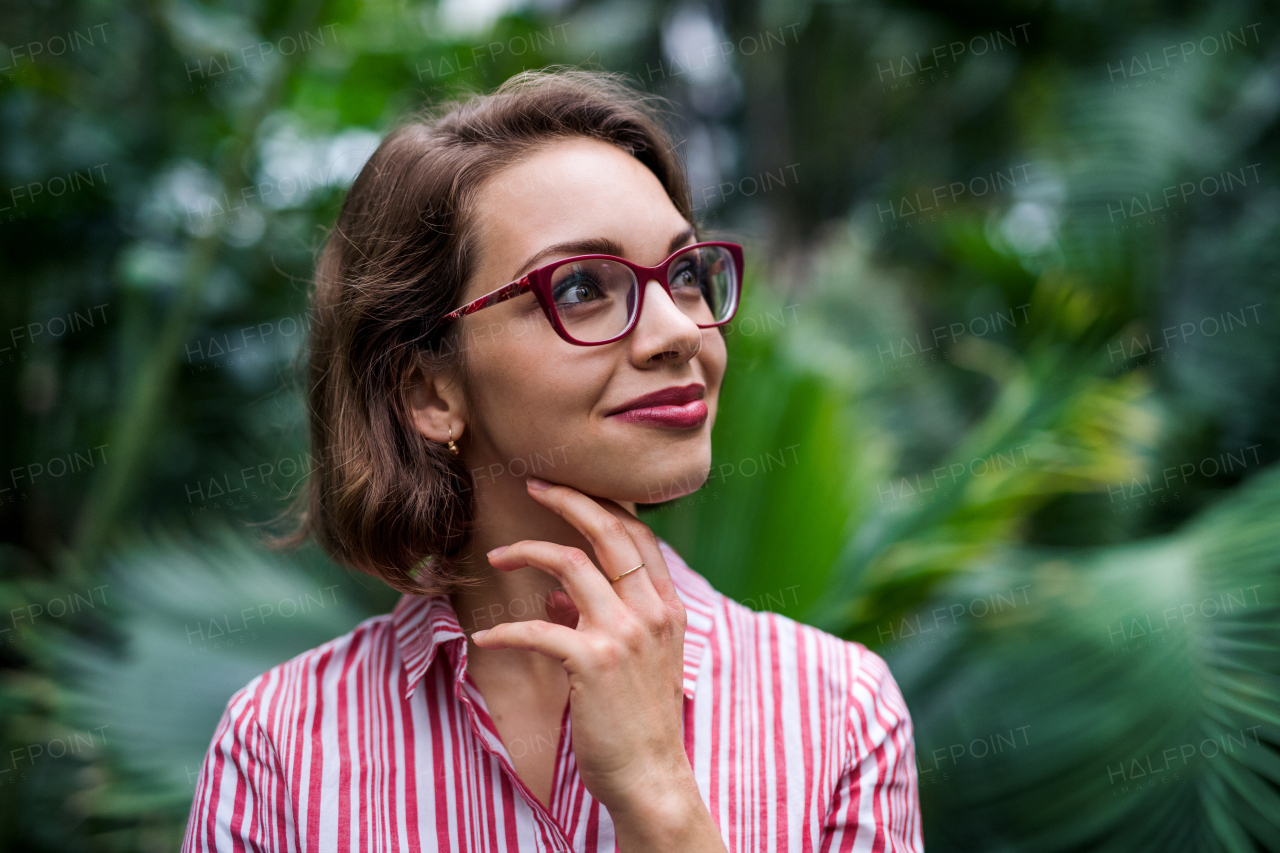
[609,776,721,851]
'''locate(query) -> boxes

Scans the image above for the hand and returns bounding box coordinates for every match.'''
[472,477,717,847]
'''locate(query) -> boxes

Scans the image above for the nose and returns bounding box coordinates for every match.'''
[629,277,703,364]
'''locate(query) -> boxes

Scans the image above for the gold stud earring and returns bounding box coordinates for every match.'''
[447,425,459,456]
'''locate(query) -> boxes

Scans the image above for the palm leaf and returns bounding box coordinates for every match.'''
[37,526,395,844]
[887,462,1280,852]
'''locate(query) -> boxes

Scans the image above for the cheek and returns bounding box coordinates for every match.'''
[470,337,603,434]
[473,341,551,413]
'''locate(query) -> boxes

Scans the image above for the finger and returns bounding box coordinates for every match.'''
[592,501,688,653]
[592,499,681,609]
[524,479,660,608]
[488,539,624,623]
[471,618,579,662]
[546,589,580,629]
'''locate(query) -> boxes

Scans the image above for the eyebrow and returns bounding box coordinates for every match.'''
[510,224,698,281]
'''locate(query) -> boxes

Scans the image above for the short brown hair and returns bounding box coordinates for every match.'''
[283,68,698,595]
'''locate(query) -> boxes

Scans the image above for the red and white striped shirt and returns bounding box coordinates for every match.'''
[183,538,922,852]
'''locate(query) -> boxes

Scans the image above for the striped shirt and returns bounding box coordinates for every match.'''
[182,538,922,852]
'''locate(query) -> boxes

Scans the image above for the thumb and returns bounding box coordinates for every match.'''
[545,588,580,629]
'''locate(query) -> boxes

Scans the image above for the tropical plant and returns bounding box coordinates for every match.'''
[4,0,1280,851]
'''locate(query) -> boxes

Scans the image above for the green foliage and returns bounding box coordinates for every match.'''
[2,0,1278,850]
[894,465,1280,852]
[646,275,865,620]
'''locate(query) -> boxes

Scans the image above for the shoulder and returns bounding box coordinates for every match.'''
[219,610,397,727]
[726,595,902,716]
[658,538,904,712]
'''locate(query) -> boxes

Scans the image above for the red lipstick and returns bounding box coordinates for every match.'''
[606,383,707,429]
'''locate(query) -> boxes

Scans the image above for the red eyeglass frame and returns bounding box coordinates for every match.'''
[436,240,745,346]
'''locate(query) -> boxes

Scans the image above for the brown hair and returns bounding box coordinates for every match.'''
[282,67,698,596]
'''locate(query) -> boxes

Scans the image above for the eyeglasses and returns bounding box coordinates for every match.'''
[437,241,744,346]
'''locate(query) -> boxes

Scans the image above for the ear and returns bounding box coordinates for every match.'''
[404,361,468,445]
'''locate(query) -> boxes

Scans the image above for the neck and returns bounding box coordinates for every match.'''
[448,468,637,640]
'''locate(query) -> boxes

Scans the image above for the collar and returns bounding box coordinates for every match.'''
[392,537,719,703]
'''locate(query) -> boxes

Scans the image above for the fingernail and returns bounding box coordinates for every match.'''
[526,477,551,490]
[487,545,508,559]
[471,629,489,642]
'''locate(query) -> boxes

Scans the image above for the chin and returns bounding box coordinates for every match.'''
[567,428,712,503]
[618,453,712,506]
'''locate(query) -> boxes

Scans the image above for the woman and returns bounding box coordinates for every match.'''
[183,68,922,853]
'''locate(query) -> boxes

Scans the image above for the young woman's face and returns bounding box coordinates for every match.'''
[451,136,727,505]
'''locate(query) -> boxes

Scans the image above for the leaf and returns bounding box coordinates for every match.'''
[887,463,1280,852]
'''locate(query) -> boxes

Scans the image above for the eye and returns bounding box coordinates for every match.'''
[553,269,606,305]
[670,258,704,293]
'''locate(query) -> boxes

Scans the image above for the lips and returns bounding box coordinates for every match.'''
[606,383,708,429]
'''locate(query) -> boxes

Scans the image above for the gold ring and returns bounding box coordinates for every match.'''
[609,562,645,584]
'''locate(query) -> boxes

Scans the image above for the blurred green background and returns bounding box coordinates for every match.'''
[2,0,1279,850]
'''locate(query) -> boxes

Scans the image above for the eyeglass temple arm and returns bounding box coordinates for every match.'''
[440,275,532,322]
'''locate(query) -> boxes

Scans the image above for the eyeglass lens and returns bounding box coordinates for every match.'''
[547,245,737,343]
